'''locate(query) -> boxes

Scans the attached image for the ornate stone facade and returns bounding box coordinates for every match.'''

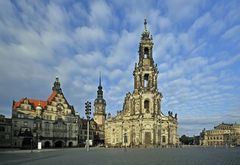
[200,123,240,146]
[12,77,78,148]
[104,19,178,147]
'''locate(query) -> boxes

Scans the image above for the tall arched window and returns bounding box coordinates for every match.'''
[162,136,166,143]
[144,100,149,113]
[144,47,149,58]
[144,74,149,88]
[112,129,115,143]
[124,129,128,144]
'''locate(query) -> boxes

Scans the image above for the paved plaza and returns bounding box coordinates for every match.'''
[1,147,240,165]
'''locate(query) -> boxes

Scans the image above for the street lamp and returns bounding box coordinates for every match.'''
[30,138,33,153]
[85,101,91,152]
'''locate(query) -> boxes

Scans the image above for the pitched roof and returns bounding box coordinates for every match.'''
[13,91,57,110]
[47,91,57,102]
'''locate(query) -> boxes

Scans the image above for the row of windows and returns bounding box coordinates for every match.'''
[20,105,31,110]
[18,114,25,118]
[208,136,223,140]
[14,120,76,129]
[111,136,167,144]
[43,115,52,120]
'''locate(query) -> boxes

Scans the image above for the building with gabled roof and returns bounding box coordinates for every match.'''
[12,77,78,148]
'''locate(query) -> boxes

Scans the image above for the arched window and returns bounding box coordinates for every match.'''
[144,74,149,88]
[162,136,166,143]
[144,100,149,112]
[124,133,128,144]
[144,47,149,58]
[112,129,115,143]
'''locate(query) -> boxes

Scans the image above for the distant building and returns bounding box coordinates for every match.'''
[104,19,178,147]
[12,77,78,148]
[0,115,12,147]
[200,123,240,146]
[78,118,99,146]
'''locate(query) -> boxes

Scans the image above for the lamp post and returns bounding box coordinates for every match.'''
[30,138,33,153]
[85,101,91,152]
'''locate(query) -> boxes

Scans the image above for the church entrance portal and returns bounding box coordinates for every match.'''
[21,137,32,149]
[144,132,151,145]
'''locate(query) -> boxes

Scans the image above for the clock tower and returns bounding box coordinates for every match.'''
[94,74,106,126]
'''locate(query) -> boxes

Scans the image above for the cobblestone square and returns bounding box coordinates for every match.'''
[1,147,240,165]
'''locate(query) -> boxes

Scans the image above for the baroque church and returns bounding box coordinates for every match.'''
[101,19,178,147]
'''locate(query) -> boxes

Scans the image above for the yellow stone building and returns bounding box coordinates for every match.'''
[104,19,178,147]
[200,123,240,146]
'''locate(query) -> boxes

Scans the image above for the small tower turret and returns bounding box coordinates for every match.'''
[52,76,62,93]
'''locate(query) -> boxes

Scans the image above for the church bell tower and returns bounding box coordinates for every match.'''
[133,18,159,93]
[132,18,162,115]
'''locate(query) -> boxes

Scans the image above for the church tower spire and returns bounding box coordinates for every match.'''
[94,73,106,126]
[97,72,104,99]
[99,71,101,86]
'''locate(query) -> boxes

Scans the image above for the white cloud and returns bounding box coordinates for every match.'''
[106,30,138,67]
[222,25,240,41]
[210,54,240,70]
[165,0,204,21]
[74,26,106,49]
[47,2,67,25]
[190,12,212,33]
[158,16,172,30]
[89,1,113,28]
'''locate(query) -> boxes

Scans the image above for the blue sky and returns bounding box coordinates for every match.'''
[0,0,240,136]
